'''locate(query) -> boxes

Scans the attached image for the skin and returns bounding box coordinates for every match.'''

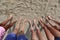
[0,15,17,31]
[16,19,39,40]
[0,15,13,26]
[31,26,38,40]
[4,20,17,31]
[13,17,23,34]
[33,19,45,40]
[47,16,60,26]
[45,16,60,31]
[1,15,60,40]
[19,19,29,35]
[39,18,54,40]
[29,20,38,40]
[39,18,60,37]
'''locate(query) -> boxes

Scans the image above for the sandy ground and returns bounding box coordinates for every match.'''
[0,0,60,40]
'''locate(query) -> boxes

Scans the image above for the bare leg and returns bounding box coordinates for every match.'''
[39,18,54,40]
[19,19,26,34]
[34,19,45,40]
[39,18,60,37]
[4,20,17,31]
[47,16,60,26]
[19,19,31,34]
[0,15,13,26]
[45,17,60,31]
[13,17,22,34]
[30,21,38,40]
[24,19,38,40]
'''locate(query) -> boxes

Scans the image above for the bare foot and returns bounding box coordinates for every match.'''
[47,16,53,20]
[8,14,13,20]
[13,17,23,34]
[33,19,39,30]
